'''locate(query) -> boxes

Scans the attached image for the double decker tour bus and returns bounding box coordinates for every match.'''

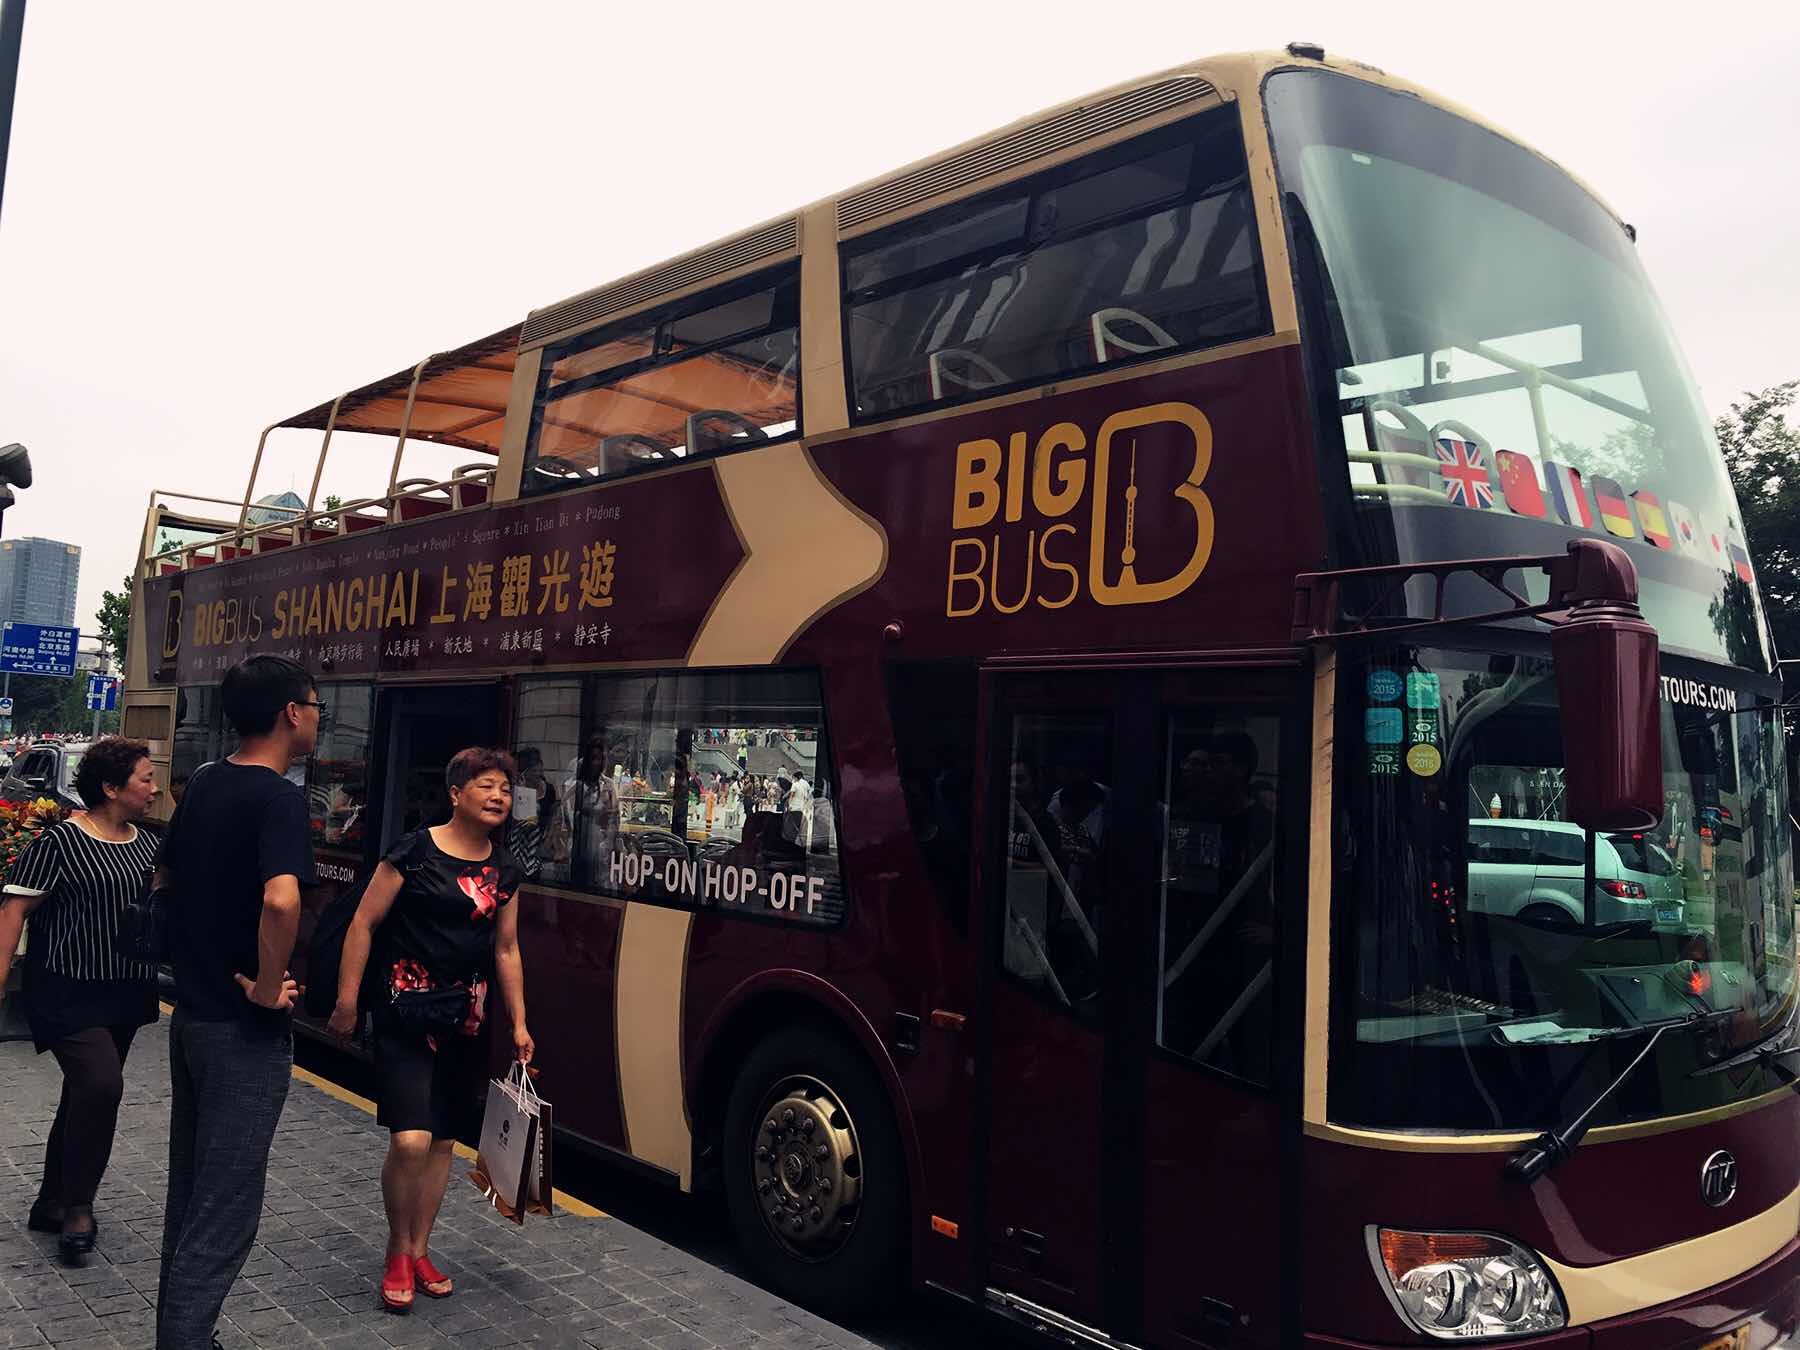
[121,46,1798,1350]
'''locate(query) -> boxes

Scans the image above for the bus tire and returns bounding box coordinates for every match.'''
[722,1024,905,1316]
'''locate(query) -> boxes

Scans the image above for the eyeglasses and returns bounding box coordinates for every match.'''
[295,700,329,716]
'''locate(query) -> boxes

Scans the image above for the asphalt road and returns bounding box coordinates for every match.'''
[292,1034,999,1350]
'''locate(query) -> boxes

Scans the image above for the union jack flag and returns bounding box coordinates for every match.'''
[1435,435,1494,510]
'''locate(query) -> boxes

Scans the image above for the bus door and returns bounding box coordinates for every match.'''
[979,667,1300,1349]
[374,684,505,851]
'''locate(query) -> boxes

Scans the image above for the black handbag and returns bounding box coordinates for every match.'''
[119,874,175,964]
[388,985,473,1034]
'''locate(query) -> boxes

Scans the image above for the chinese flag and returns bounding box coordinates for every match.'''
[1495,451,1547,518]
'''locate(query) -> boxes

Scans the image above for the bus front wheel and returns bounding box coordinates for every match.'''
[722,1025,905,1314]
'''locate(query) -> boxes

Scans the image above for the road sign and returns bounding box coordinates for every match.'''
[0,622,77,677]
[0,697,12,716]
[85,675,118,712]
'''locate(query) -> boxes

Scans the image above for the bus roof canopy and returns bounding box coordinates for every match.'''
[278,323,521,454]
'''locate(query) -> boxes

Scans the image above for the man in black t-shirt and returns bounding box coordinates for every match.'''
[154,656,319,1350]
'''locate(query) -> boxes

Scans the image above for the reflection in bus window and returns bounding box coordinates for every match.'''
[1001,712,1109,1020]
[1158,713,1280,1084]
[513,670,844,924]
[514,678,582,879]
[306,683,374,848]
[524,270,800,494]
[842,106,1266,421]
[171,685,239,800]
[886,661,977,933]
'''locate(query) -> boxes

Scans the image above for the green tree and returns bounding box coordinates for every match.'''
[1716,381,1800,661]
[97,575,132,662]
[322,494,343,512]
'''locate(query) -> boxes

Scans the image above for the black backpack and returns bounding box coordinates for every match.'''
[302,873,377,1019]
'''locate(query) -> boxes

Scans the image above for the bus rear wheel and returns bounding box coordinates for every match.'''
[723,1026,904,1315]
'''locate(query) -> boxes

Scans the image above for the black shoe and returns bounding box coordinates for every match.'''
[26,1202,62,1233]
[56,1212,97,1263]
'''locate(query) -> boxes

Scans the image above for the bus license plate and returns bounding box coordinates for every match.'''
[1696,1326,1749,1350]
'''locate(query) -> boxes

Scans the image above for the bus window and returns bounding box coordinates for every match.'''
[1157,711,1281,1084]
[170,685,237,802]
[513,677,582,881]
[524,269,801,494]
[886,661,978,933]
[1001,711,1110,1020]
[841,105,1267,422]
[306,683,374,850]
[516,669,845,925]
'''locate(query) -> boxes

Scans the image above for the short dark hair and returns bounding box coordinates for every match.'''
[447,747,517,793]
[1211,732,1258,778]
[75,736,150,809]
[221,656,314,737]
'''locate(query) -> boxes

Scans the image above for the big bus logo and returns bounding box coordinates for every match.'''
[945,401,1214,618]
[161,592,183,661]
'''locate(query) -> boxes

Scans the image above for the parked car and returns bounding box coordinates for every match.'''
[0,740,89,813]
[1468,817,1684,929]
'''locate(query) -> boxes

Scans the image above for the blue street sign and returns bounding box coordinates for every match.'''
[85,675,119,712]
[0,622,78,677]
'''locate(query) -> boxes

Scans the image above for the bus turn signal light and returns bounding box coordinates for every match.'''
[1372,1228,1566,1340]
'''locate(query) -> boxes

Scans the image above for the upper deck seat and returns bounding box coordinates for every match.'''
[599,434,677,476]
[390,478,453,521]
[451,463,494,509]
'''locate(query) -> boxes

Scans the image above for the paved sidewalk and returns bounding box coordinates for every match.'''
[0,1028,879,1349]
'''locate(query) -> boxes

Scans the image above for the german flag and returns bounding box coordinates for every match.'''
[1591,476,1636,539]
[1631,490,1672,549]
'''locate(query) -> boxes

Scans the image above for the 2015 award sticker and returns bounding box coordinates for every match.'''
[1406,743,1443,777]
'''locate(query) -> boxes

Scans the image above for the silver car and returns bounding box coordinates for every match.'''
[1467,817,1684,929]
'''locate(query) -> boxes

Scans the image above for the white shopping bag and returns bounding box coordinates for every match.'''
[471,1062,539,1223]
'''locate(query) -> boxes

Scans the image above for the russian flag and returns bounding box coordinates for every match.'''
[1544,461,1593,529]
[1727,520,1754,583]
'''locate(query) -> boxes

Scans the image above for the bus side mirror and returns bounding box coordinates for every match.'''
[1550,543,1663,831]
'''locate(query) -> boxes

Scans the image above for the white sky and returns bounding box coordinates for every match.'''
[1,1,1796,638]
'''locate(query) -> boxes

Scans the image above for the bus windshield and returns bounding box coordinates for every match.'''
[1265,69,1769,670]
[1332,645,1796,1132]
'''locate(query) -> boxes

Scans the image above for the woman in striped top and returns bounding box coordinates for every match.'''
[0,736,162,1262]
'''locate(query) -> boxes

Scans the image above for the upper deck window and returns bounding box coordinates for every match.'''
[842,106,1268,422]
[524,268,800,495]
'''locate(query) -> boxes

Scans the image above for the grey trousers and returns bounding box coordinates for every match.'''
[155,1007,292,1350]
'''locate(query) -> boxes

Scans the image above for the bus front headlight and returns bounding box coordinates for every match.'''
[1372,1228,1567,1339]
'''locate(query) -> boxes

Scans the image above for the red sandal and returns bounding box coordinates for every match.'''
[413,1254,453,1298]
[381,1252,414,1312]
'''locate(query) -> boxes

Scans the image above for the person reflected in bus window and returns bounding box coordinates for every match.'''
[563,736,619,884]
[784,771,813,848]
[1161,731,1276,1075]
[326,747,530,1312]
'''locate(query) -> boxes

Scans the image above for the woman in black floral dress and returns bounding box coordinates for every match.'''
[329,747,532,1311]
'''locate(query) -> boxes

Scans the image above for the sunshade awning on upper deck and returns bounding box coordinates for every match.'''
[278,324,522,454]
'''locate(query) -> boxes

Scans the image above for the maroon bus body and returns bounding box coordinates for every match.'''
[141,336,1800,1348]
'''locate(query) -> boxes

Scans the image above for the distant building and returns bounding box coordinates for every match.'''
[0,537,81,630]
[246,491,306,526]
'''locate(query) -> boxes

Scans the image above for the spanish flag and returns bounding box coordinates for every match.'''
[1495,450,1546,518]
[1591,476,1636,539]
[1632,490,1672,548]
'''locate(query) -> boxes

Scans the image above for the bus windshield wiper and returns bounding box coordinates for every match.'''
[1503,1009,1736,1183]
[1689,1001,1800,1088]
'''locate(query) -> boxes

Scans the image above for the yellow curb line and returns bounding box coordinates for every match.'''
[158,1002,606,1218]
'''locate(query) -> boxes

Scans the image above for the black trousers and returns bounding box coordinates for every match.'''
[155,1007,292,1350]
[36,1024,138,1213]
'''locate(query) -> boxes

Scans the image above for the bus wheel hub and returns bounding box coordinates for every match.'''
[751,1074,862,1259]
